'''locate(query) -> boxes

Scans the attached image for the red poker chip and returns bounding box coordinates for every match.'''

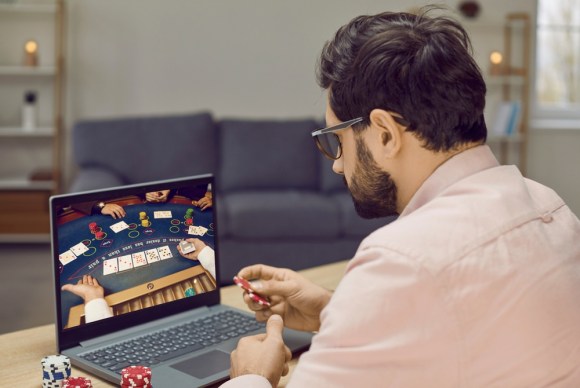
[121,365,151,374]
[62,376,93,388]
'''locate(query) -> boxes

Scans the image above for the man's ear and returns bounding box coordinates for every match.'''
[369,109,404,157]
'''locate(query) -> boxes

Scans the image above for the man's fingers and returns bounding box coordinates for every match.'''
[237,264,278,283]
[265,314,284,340]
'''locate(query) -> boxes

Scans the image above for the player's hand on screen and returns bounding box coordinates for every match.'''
[145,190,170,203]
[237,264,332,332]
[177,238,206,260]
[229,314,291,387]
[61,275,105,303]
[101,204,126,219]
[196,196,212,211]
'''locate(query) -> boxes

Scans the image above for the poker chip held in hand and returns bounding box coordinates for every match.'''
[120,365,152,387]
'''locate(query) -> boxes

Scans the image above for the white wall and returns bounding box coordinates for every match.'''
[63,0,580,215]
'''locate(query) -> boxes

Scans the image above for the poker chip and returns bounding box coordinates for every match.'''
[62,376,93,388]
[120,365,152,387]
[41,355,72,388]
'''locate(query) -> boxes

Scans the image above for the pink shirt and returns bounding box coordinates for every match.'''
[224,145,580,387]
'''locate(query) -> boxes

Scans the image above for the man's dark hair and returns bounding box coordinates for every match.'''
[317,6,487,151]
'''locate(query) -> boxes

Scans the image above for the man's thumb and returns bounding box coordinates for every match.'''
[266,314,284,339]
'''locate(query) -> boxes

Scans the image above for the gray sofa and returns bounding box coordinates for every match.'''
[70,111,395,284]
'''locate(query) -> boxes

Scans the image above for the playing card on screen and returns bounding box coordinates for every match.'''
[110,221,129,233]
[132,252,147,268]
[59,250,77,265]
[154,211,172,219]
[70,242,89,256]
[118,255,133,271]
[145,248,161,264]
[103,258,119,275]
[157,245,173,260]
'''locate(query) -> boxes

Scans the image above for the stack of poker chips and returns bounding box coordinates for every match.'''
[62,376,93,388]
[88,222,98,234]
[120,365,152,387]
[140,212,151,227]
[41,354,72,388]
[94,230,105,240]
[184,208,194,226]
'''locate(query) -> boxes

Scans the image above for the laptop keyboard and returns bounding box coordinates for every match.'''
[80,310,265,373]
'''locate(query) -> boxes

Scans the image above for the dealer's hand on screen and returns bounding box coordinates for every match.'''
[101,204,126,219]
[145,190,170,203]
[237,264,333,332]
[177,238,206,260]
[61,275,105,303]
[229,314,291,387]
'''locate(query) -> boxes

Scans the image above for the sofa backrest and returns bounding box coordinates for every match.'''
[218,118,320,191]
[72,112,216,184]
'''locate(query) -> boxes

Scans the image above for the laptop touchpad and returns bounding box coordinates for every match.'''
[170,350,230,379]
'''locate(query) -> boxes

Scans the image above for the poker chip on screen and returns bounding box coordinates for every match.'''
[120,365,152,387]
[41,354,72,388]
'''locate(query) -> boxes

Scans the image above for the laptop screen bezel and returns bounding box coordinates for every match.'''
[50,174,222,350]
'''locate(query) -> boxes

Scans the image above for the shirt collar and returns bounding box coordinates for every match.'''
[400,145,500,217]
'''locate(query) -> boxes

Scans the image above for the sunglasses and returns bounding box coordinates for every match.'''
[311,117,364,160]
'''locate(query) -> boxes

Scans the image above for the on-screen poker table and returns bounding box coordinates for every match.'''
[56,195,215,328]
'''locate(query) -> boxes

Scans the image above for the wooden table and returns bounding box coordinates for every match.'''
[0,260,348,387]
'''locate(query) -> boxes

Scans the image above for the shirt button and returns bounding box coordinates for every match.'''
[541,213,553,223]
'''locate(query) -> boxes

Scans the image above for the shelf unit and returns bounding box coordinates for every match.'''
[485,13,531,175]
[0,0,64,241]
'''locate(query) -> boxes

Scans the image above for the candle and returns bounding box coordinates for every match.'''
[24,39,38,66]
[489,50,503,76]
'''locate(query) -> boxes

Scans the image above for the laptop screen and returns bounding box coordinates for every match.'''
[50,175,221,349]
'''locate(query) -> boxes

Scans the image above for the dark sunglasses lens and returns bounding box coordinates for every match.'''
[316,133,341,159]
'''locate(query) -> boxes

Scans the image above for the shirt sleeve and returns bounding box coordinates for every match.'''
[287,245,459,387]
[198,246,216,280]
[84,298,114,323]
[219,374,271,388]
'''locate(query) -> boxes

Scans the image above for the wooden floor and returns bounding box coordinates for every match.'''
[0,243,54,334]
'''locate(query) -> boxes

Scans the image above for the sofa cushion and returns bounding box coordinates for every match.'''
[218,119,320,191]
[72,112,216,185]
[332,192,398,237]
[222,191,341,239]
[68,167,124,193]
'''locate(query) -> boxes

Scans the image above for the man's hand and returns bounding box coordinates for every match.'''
[145,190,170,203]
[61,275,105,303]
[237,265,332,332]
[176,238,206,260]
[101,204,126,219]
[192,194,212,211]
[230,315,291,387]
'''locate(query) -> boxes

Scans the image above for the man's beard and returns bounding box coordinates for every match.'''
[343,135,399,219]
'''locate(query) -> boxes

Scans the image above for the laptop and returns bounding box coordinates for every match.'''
[49,174,313,387]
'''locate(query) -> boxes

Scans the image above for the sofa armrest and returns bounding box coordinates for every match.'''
[68,167,125,193]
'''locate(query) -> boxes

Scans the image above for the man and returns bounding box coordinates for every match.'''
[223,7,580,388]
